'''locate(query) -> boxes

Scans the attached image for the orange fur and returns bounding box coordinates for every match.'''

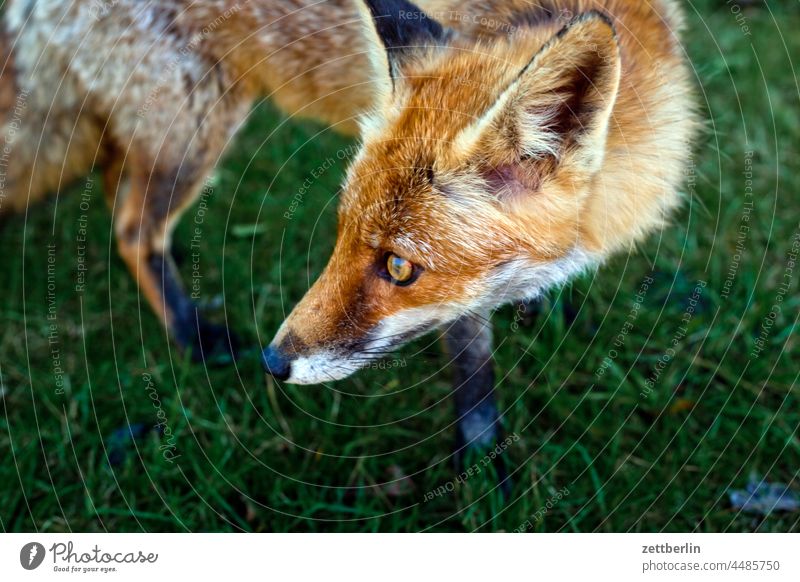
[0,0,379,354]
[0,1,697,368]
[268,0,698,384]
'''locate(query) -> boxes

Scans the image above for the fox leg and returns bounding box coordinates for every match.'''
[445,313,511,494]
[101,140,125,210]
[111,152,238,364]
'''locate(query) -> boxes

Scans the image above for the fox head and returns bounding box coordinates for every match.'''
[263,0,622,384]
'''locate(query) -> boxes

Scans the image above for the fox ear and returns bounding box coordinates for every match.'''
[455,12,621,182]
[359,0,451,83]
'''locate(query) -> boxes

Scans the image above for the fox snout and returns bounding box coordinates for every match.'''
[260,323,346,385]
[261,339,357,385]
[261,343,292,381]
[261,304,445,385]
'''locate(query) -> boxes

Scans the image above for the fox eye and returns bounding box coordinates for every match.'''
[382,253,419,286]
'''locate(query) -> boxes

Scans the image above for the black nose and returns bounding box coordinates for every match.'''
[262,345,291,380]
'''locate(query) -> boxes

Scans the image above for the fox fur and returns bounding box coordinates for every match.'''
[1,0,381,357]
[1,1,697,453]
[264,0,698,385]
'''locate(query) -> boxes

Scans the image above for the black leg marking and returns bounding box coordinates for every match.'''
[445,314,511,496]
[149,253,239,365]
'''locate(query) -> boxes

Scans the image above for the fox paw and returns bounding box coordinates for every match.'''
[453,418,513,499]
[192,318,240,365]
[174,309,240,366]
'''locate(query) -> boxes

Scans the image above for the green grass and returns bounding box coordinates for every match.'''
[1,1,799,532]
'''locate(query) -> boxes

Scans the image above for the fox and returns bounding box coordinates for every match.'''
[0,0,380,361]
[2,0,696,469]
[261,0,698,456]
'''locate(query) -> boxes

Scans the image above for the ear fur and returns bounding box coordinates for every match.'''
[356,0,452,139]
[359,0,451,83]
[455,12,622,191]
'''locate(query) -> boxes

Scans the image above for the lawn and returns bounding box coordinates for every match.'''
[1,1,798,532]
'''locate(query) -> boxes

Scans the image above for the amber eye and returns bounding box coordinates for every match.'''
[385,253,416,285]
